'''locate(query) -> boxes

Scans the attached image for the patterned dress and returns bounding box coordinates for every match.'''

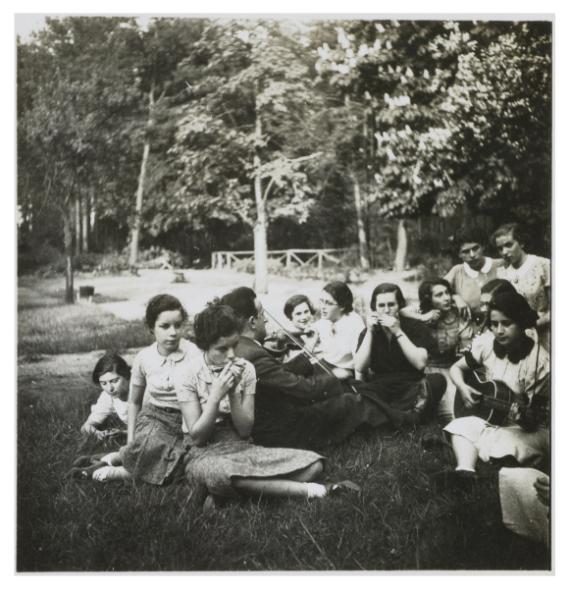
[178,354,324,497]
[425,308,475,421]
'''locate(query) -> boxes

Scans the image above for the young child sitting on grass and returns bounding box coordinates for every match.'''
[80,352,130,441]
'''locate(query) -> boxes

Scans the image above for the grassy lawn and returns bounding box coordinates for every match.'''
[18,278,153,357]
[17,375,549,572]
[16,276,550,571]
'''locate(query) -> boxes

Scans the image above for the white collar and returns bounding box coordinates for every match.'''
[463,257,493,279]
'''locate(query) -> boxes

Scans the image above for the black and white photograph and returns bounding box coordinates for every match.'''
[14,3,558,574]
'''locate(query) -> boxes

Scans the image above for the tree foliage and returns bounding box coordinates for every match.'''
[17,16,552,282]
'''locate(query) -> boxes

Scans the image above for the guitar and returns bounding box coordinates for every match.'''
[453,370,549,428]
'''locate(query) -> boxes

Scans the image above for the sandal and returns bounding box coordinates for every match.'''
[71,452,108,468]
[325,480,362,495]
[65,460,108,480]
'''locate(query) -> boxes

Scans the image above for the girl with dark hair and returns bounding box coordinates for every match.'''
[477,278,518,334]
[493,223,550,350]
[353,283,446,422]
[441,226,504,320]
[415,279,475,422]
[280,294,320,361]
[88,294,200,483]
[179,302,358,506]
[80,352,131,440]
[441,291,550,483]
[313,281,365,380]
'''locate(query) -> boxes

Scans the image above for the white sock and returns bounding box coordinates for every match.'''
[455,466,476,473]
[92,466,130,482]
[305,482,327,499]
[100,452,118,466]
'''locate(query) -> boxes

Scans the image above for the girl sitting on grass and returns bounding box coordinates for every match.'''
[313,281,365,380]
[415,279,475,423]
[439,291,550,488]
[179,301,358,507]
[80,352,130,441]
[88,294,200,483]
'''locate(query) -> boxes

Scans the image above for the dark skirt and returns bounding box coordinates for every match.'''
[357,371,446,425]
[120,404,188,486]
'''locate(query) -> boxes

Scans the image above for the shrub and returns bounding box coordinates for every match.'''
[18,243,65,276]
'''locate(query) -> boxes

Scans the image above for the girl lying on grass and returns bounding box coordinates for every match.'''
[80,352,130,441]
[179,301,359,508]
[84,293,200,482]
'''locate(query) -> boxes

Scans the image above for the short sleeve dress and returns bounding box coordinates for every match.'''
[445,257,503,315]
[444,331,550,467]
[178,354,324,498]
[119,338,201,485]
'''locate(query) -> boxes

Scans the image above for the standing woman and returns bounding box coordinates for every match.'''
[493,223,550,349]
[417,279,475,422]
[354,283,446,422]
[313,281,365,380]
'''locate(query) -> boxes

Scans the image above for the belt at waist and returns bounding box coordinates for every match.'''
[151,404,180,414]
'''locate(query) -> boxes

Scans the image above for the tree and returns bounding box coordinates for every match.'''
[126,17,206,269]
[172,19,320,292]
[18,17,143,300]
[316,20,552,266]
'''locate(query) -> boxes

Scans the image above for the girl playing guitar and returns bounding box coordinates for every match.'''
[441,291,549,485]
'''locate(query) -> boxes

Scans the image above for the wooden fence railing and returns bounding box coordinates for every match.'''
[211,249,350,272]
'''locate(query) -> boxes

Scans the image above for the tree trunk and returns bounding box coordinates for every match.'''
[74,196,82,256]
[351,171,371,271]
[394,218,408,273]
[253,93,268,294]
[82,192,89,253]
[129,86,154,269]
[62,205,75,303]
[89,187,96,250]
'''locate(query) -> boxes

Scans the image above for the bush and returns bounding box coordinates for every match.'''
[409,253,455,281]
[18,243,65,276]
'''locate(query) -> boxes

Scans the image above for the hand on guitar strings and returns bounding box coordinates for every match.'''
[459,384,482,409]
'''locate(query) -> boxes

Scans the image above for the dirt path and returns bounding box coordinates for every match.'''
[18,267,421,384]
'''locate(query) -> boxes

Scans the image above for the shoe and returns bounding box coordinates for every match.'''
[66,461,108,480]
[71,452,108,468]
[325,480,362,495]
[421,432,449,450]
[433,469,479,493]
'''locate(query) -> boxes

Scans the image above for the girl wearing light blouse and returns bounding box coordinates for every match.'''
[178,302,358,507]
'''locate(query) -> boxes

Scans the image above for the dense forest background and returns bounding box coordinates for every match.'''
[17,17,551,294]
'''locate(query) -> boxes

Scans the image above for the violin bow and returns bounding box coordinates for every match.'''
[262,307,360,395]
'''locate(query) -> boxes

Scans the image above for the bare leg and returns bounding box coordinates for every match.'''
[232,477,318,499]
[286,460,324,482]
[450,434,478,471]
